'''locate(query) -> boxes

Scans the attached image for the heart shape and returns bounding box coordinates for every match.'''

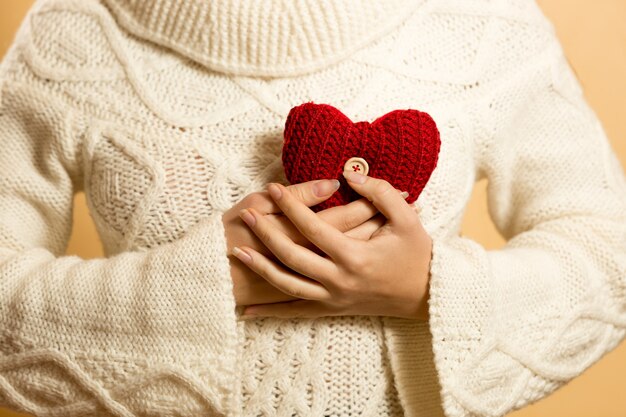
[281,102,441,212]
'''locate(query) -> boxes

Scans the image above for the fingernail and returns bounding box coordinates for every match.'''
[267,183,282,200]
[232,246,252,263]
[400,191,409,199]
[314,179,341,197]
[343,170,367,184]
[240,308,257,319]
[239,208,256,227]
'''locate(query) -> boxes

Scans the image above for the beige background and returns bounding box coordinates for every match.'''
[1,1,625,416]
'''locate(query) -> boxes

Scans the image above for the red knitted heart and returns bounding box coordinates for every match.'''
[282,102,441,212]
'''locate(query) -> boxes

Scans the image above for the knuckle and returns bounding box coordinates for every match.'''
[282,204,294,216]
[286,184,305,201]
[279,250,299,268]
[257,227,273,245]
[407,212,422,227]
[335,276,358,296]
[343,249,368,273]
[305,221,322,238]
[341,215,356,232]
[243,192,267,207]
[253,258,268,276]
[318,207,351,232]
[339,206,366,231]
[402,208,421,227]
[264,213,280,228]
[292,309,307,318]
[288,286,303,298]
[374,180,393,197]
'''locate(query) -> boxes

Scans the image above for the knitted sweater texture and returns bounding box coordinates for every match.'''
[0,0,624,416]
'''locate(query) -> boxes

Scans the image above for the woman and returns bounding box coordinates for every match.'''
[0,0,624,416]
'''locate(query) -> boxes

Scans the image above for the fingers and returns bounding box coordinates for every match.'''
[317,190,409,232]
[264,182,360,264]
[241,299,334,319]
[316,197,378,232]
[238,206,338,286]
[343,213,386,240]
[340,200,417,241]
[251,179,340,214]
[231,247,332,302]
[342,171,416,226]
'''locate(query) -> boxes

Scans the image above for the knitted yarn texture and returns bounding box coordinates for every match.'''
[282,102,441,212]
[0,0,625,416]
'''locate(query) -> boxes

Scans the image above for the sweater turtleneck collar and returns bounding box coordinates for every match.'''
[100,0,426,77]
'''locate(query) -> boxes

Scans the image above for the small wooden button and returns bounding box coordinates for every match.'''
[343,157,369,176]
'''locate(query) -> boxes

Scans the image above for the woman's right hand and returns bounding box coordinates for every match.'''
[222,179,409,307]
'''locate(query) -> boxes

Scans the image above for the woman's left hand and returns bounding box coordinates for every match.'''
[232,170,433,321]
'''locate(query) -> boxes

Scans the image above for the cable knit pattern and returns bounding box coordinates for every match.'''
[0,0,624,416]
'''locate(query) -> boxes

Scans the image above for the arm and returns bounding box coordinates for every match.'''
[0,41,240,417]
[386,24,625,417]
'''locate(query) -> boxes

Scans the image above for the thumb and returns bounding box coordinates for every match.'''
[342,170,415,226]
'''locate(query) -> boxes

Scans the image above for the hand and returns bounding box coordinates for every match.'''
[222,178,412,307]
[232,170,433,321]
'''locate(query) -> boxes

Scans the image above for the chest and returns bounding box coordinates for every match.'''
[81,59,478,254]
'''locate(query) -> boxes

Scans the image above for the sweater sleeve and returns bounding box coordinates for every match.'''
[425,32,626,417]
[0,52,241,417]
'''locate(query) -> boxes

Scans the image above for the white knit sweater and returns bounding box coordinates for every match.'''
[0,0,624,416]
